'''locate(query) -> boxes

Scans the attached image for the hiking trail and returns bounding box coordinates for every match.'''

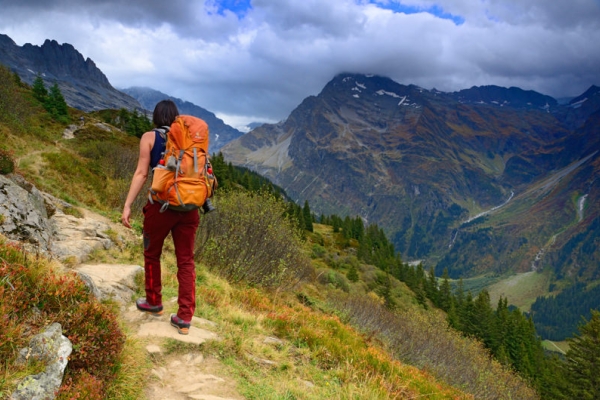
[51,207,243,400]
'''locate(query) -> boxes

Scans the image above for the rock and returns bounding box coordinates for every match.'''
[0,175,54,250]
[62,124,79,139]
[75,264,143,304]
[76,271,103,299]
[11,323,72,400]
[146,345,162,354]
[263,336,284,346]
[49,210,118,264]
[137,316,219,345]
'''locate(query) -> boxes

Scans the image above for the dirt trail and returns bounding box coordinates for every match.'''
[121,301,242,400]
[52,206,244,400]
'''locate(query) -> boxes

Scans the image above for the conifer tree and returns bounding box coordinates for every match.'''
[303,200,313,232]
[47,83,68,118]
[295,204,305,232]
[32,76,47,103]
[438,268,453,312]
[472,289,496,349]
[331,215,341,233]
[564,310,600,400]
[425,267,438,305]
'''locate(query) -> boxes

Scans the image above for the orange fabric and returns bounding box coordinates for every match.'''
[150,115,214,211]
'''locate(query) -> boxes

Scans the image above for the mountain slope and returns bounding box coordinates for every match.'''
[121,86,244,153]
[0,33,141,111]
[221,73,600,281]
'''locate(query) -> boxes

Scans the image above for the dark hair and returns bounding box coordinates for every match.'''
[152,100,179,127]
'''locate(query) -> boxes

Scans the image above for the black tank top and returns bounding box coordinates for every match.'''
[149,129,166,168]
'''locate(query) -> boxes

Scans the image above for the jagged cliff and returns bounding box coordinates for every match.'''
[0,34,141,111]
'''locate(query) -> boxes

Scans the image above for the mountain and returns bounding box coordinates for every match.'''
[220,73,600,283]
[0,33,141,111]
[450,85,558,110]
[121,86,244,153]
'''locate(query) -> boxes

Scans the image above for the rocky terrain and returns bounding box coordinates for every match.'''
[0,34,141,112]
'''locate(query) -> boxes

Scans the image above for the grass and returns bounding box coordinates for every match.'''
[542,340,569,355]
[487,269,552,311]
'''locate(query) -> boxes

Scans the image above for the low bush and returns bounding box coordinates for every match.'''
[0,239,125,397]
[333,293,539,399]
[57,370,103,400]
[195,190,314,288]
[0,149,15,174]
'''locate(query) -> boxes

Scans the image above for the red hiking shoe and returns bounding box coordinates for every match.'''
[136,298,163,316]
[170,314,191,335]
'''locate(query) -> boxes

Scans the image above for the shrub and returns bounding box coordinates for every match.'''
[195,190,314,288]
[333,294,539,399]
[0,149,15,174]
[56,371,103,400]
[60,301,125,381]
[0,240,125,397]
[347,265,359,282]
[311,243,326,258]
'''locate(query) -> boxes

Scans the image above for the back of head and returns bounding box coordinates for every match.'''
[153,100,179,127]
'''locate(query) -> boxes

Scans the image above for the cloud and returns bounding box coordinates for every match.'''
[0,0,599,127]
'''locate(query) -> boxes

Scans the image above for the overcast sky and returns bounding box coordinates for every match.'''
[1,0,599,129]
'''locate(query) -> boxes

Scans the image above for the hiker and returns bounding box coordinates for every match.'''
[121,99,197,335]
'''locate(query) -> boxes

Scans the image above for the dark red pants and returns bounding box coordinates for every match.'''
[142,201,199,321]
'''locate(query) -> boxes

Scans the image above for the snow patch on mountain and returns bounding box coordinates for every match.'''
[569,98,588,109]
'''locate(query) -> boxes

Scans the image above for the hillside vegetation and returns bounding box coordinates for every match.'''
[2,64,598,399]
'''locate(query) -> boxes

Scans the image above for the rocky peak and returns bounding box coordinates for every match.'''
[0,33,141,111]
[569,85,600,107]
[451,85,558,110]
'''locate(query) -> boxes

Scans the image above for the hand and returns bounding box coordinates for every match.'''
[121,206,132,229]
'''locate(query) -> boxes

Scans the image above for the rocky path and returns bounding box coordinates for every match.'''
[51,207,244,400]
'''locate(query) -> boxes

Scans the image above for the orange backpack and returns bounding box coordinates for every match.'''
[149,115,217,212]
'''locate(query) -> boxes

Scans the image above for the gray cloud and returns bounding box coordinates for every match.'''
[0,0,598,128]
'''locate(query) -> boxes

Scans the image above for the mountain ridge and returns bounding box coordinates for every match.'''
[0,33,141,112]
[121,86,244,153]
[221,73,600,283]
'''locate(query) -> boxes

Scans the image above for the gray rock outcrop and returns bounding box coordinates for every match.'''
[0,174,54,250]
[11,323,72,400]
[0,174,132,264]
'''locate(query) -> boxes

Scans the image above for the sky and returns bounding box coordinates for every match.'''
[0,0,599,130]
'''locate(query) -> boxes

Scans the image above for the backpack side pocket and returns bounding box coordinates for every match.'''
[151,166,174,193]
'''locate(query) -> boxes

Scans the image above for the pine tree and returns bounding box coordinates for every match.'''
[331,215,341,233]
[564,310,600,400]
[438,268,452,312]
[47,83,69,120]
[425,267,438,305]
[303,200,313,232]
[32,76,47,103]
[471,289,496,349]
[295,204,305,232]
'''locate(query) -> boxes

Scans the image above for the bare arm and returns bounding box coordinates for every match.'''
[121,131,155,228]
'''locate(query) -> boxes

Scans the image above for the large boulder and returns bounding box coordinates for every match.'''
[11,323,72,400]
[0,174,54,251]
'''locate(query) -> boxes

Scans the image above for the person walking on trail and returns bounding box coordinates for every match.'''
[121,99,197,335]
